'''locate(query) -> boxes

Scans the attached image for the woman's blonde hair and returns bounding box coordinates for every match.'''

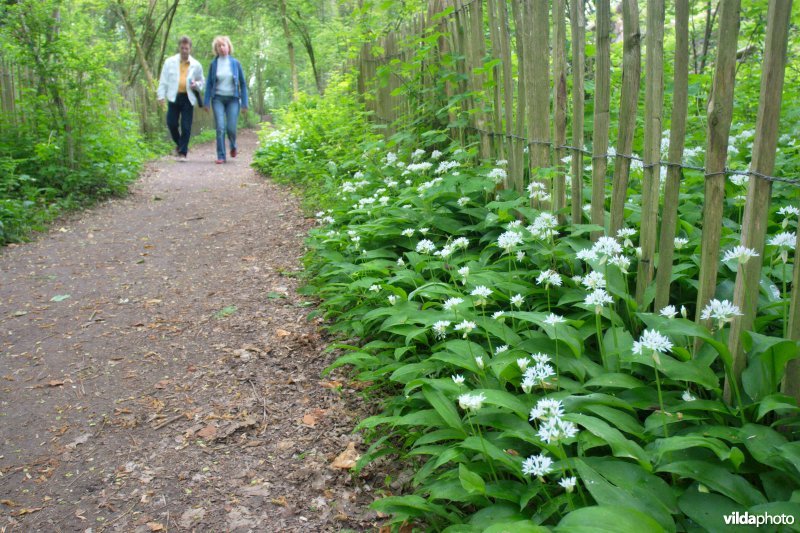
[212,35,233,56]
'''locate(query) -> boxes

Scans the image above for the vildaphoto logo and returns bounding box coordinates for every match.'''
[723,511,795,526]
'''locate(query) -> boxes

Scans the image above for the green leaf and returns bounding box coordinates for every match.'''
[742,332,800,401]
[569,414,651,470]
[555,505,666,533]
[423,385,466,432]
[50,294,71,302]
[575,459,675,531]
[756,393,800,421]
[458,463,486,495]
[584,373,646,389]
[483,522,549,533]
[370,495,457,522]
[649,436,743,469]
[213,305,237,318]
[657,460,767,507]
[468,503,528,529]
[678,486,743,532]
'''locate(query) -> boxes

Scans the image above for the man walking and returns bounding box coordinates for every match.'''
[157,36,204,161]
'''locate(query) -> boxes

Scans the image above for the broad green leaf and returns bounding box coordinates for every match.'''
[423,385,466,432]
[460,436,521,473]
[742,332,800,401]
[756,393,800,421]
[474,389,530,419]
[584,373,646,389]
[458,463,486,494]
[484,522,549,533]
[370,495,457,522]
[678,486,743,532]
[649,436,743,469]
[657,460,767,507]
[587,457,678,514]
[468,503,527,529]
[555,505,666,533]
[575,459,675,531]
[569,414,651,470]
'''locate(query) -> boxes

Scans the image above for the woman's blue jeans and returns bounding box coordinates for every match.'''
[212,95,239,160]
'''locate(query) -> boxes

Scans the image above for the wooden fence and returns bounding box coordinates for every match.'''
[355,0,798,400]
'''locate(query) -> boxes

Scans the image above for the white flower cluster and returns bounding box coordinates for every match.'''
[406,162,433,173]
[700,299,742,329]
[521,353,555,392]
[527,181,551,202]
[488,167,507,184]
[529,398,578,444]
[498,231,524,253]
[435,161,459,174]
[458,392,486,411]
[537,270,563,288]
[527,212,558,240]
[722,245,759,264]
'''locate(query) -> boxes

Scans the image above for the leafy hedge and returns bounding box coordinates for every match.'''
[254,96,800,531]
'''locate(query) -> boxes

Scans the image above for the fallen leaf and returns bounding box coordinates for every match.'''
[47,380,65,387]
[75,508,86,520]
[12,508,43,516]
[196,425,217,440]
[213,305,238,319]
[270,496,288,507]
[154,379,171,390]
[301,408,326,427]
[319,380,343,389]
[179,508,206,528]
[147,522,165,531]
[50,294,71,302]
[66,433,91,449]
[12,311,27,317]
[331,442,361,470]
[275,329,291,337]
[0,499,18,507]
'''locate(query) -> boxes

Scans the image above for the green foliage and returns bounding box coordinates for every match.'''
[251,75,379,209]
[0,0,148,245]
[254,111,800,529]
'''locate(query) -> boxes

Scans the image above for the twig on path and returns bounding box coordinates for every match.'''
[247,379,269,430]
[153,413,185,430]
[98,500,137,532]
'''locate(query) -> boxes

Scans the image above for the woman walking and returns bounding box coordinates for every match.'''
[204,36,248,164]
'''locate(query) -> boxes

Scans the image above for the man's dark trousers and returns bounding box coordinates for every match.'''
[166,92,193,155]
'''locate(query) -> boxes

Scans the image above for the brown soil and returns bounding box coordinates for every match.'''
[0,131,383,532]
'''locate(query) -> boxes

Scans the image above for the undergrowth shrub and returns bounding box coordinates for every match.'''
[252,76,379,209]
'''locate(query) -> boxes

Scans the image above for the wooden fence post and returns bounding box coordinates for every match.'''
[590,0,611,239]
[511,0,528,195]
[528,0,551,200]
[569,0,585,225]
[784,210,800,401]
[635,0,665,307]
[694,1,741,331]
[495,0,517,190]
[608,0,641,236]
[553,0,568,220]
[726,0,793,401]
[654,0,690,312]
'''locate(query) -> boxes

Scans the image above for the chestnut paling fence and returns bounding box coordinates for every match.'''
[355,0,799,400]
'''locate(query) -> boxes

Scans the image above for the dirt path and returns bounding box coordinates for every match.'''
[0,131,380,532]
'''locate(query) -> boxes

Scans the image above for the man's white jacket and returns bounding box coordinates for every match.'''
[157,54,205,106]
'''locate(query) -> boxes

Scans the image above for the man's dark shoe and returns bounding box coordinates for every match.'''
[230,148,237,158]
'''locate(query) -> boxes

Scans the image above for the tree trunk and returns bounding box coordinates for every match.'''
[280,0,299,100]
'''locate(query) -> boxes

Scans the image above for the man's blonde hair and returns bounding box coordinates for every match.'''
[212,36,234,56]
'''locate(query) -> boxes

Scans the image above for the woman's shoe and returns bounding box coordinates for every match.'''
[215,159,225,164]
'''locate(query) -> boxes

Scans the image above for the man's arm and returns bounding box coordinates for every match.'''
[156,57,171,103]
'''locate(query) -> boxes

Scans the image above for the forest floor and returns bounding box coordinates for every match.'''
[0,131,387,532]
